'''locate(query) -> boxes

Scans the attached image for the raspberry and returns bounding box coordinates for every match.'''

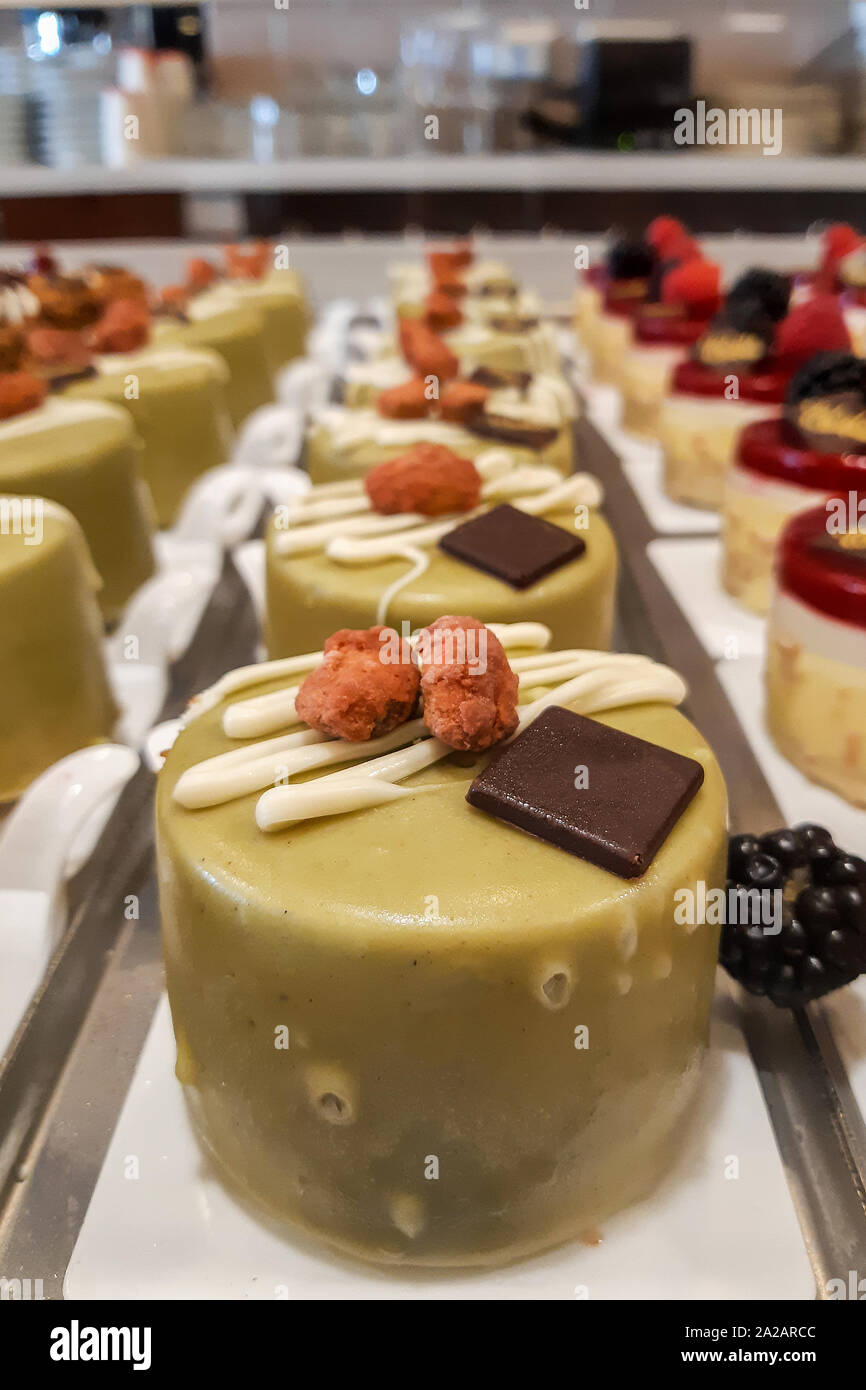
[0,371,48,420]
[775,295,851,366]
[661,260,720,307]
[727,268,791,323]
[822,223,862,271]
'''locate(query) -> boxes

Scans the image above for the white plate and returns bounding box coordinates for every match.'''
[65,985,815,1301]
[716,654,866,1124]
[648,538,766,661]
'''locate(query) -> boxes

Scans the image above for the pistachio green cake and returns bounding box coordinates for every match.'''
[0,499,117,800]
[265,500,617,658]
[154,301,275,430]
[157,632,727,1265]
[0,396,155,621]
[65,346,233,527]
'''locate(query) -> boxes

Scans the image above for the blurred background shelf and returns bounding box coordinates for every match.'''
[4,152,866,197]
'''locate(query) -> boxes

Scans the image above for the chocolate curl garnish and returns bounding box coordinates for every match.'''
[295,626,420,743]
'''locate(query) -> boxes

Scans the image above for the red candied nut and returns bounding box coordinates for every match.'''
[428,242,473,276]
[295,626,420,743]
[27,326,92,370]
[419,615,519,751]
[365,443,481,517]
[399,318,460,381]
[0,371,48,421]
[88,299,151,354]
[187,258,219,291]
[439,379,490,423]
[377,377,432,419]
[425,290,463,331]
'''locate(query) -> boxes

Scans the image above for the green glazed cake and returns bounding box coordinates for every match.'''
[157,622,726,1265]
[66,346,233,527]
[154,298,275,430]
[0,497,117,800]
[0,395,155,621]
[265,449,616,657]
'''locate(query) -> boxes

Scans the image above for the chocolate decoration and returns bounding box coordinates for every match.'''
[439,503,585,589]
[466,706,705,878]
[468,365,533,394]
[465,411,559,451]
[478,282,518,299]
[47,364,99,390]
[488,316,540,333]
[788,394,866,456]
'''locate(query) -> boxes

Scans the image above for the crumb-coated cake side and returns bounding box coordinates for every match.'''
[157,620,727,1266]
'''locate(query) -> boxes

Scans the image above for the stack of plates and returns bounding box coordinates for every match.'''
[0,49,31,165]
[31,51,113,168]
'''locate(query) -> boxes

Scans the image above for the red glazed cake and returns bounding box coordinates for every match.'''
[766,500,866,806]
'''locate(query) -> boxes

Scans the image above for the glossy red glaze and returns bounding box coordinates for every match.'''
[671,357,790,404]
[634,314,712,347]
[737,418,866,491]
[776,500,866,629]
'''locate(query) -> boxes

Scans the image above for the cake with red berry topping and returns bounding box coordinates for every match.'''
[722,353,866,613]
[578,218,702,383]
[619,259,722,438]
[266,443,615,656]
[157,615,725,1264]
[659,277,850,511]
[766,500,866,806]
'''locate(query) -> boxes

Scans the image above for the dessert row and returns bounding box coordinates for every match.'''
[576,218,866,810]
[3,236,864,1274]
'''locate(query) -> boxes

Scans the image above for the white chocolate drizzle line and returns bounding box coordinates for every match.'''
[273,448,603,623]
[173,625,687,829]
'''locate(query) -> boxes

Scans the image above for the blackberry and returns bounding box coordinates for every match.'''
[727,267,791,323]
[786,351,866,409]
[713,296,776,346]
[719,823,866,1007]
[606,239,655,281]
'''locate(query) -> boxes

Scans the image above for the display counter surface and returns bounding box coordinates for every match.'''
[3,152,866,198]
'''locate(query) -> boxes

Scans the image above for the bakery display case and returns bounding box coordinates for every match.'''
[1,0,866,1346]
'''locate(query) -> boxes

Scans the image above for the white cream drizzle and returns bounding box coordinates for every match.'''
[93,344,228,381]
[0,394,130,444]
[173,622,688,830]
[273,448,603,623]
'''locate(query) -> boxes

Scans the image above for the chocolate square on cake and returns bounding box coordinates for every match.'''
[439,503,585,589]
[466,706,704,878]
